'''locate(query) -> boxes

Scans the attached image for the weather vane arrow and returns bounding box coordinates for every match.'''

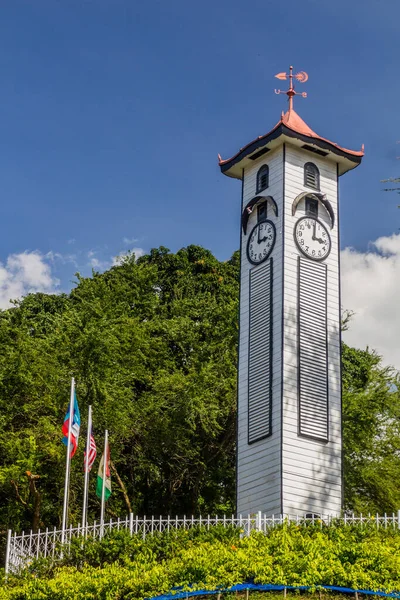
[274,66,308,111]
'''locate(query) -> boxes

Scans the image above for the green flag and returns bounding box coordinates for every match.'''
[96,444,111,501]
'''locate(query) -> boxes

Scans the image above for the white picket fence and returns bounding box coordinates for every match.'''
[5,511,400,574]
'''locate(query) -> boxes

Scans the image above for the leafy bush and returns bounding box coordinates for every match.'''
[2,523,400,599]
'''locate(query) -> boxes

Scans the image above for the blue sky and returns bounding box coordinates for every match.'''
[0,0,400,363]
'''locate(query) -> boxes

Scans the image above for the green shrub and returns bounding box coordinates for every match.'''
[1,524,400,599]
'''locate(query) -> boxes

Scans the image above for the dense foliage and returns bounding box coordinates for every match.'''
[342,344,400,512]
[2,524,400,598]
[0,246,239,545]
[0,245,400,551]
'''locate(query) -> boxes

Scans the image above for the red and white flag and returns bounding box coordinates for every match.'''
[84,427,97,473]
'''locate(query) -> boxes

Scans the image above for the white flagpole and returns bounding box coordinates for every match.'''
[100,429,108,532]
[61,377,75,545]
[82,405,92,536]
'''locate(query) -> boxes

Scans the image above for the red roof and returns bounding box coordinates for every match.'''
[218,108,364,174]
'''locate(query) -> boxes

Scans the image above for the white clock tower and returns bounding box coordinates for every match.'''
[219,68,363,517]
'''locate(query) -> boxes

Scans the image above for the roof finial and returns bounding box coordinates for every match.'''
[274,66,308,112]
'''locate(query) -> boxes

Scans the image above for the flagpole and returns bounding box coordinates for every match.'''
[82,405,92,536]
[61,377,75,545]
[100,429,108,533]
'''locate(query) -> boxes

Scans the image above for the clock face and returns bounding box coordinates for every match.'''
[247,219,276,265]
[294,216,331,261]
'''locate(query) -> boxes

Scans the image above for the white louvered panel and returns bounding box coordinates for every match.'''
[298,258,328,441]
[248,259,273,444]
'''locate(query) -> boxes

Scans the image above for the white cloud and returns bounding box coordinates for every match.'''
[112,248,145,266]
[86,250,110,271]
[0,251,59,309]
[45,251,77,266]
[88,257,102,269]
[341,233,400,368]
[122,237,139,246]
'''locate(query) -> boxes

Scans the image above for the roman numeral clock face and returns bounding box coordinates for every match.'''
[246,219,276,265]
[294,216,331,261]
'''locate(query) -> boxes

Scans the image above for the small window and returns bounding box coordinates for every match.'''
[257,202,267,222]
[304,162,320,190]
[257,165,269,193]
[305,196,318,218]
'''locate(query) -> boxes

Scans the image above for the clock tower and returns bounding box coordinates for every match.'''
[219,68,363,517]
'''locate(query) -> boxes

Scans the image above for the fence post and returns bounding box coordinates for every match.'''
[21,531,25,563]
[52,527,57,558]
[44,528,49,558]
[397,510,400,528]
[129,513,133,535]
[143,515,146,540]
[247,514,251,537]
[257,511,262,532]
[28,530,33,557]
[4,529,12,577]
[36,529,41,559]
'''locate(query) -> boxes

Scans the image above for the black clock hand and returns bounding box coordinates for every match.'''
[258,225,268,244]
[312,220,317,240]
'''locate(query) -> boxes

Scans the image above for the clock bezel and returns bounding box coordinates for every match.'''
[294,216,331,262]
[246,218,276,265]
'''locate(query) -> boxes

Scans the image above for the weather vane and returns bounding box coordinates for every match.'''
[274,66,308,111]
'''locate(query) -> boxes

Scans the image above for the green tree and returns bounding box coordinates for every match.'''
[342,343,400,513]
[0,246,239,544]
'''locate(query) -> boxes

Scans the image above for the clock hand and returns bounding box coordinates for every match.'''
[312,220,317,240]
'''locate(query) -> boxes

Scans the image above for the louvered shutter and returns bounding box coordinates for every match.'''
[248,259,273,443]
[304,163,319,190]
[298,258,328,441]
[257,165,269,192]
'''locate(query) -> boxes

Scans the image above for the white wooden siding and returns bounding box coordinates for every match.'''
[237,146,283,516]
[282,145,341,517]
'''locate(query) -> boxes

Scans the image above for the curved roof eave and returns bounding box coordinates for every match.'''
[218,114,364,178]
